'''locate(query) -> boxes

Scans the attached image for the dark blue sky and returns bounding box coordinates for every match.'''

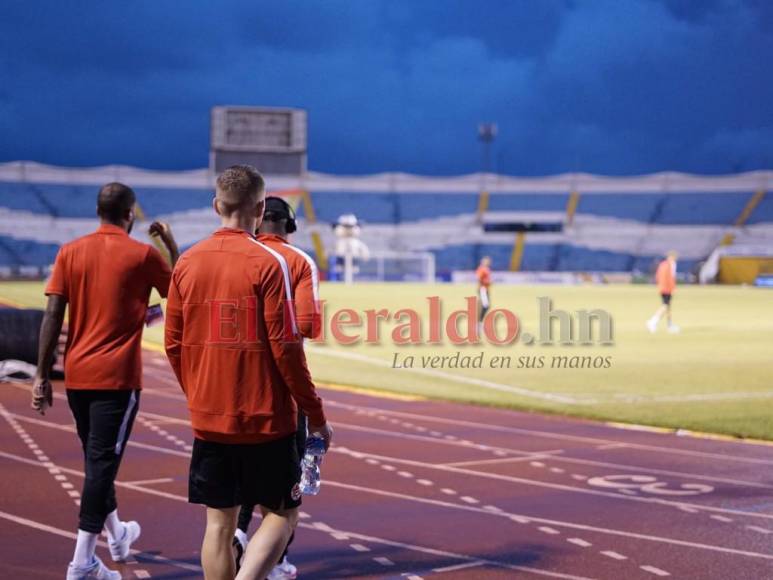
[1,0,772,175]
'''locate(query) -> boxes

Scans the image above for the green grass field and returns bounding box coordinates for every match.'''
[3,281,772,440]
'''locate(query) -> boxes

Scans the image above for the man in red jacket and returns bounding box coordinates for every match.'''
[32,182,179,580]
[232,195,322,579]
[164,166,331,580]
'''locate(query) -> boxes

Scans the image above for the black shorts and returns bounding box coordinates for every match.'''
[189,434,301,510]
[661,293,672,305]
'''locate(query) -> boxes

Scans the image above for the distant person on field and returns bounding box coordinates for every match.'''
[32,183,179,580]
[164,166,331,580]
[231,195,322,579]
[647,251,680,334]
[476,256,492,333]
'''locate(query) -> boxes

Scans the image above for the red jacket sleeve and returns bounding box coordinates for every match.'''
[294,259,322,339]
[145,246,173,298]
[164,272,185,392]
[261,261,326,426]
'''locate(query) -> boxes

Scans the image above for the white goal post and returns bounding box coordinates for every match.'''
[341,250,436,283]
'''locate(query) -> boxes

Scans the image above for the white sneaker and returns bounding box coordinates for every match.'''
[668,324,681,334]
[646,318,658,333]
[108,520,141,562]
[66,556,121,580]
[233,528,248,571]
[267,557,298,580]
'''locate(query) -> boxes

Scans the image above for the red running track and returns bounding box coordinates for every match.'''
[1,349,772,579]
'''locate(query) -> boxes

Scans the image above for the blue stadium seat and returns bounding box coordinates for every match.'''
[0,236,59,266]
[397,193,478,222]
[654,193,748,225]
[488,194,568,212]
[576,193,666,222]
[555,245,633,272]
[303,192,397,224]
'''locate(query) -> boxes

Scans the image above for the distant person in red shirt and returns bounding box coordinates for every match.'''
[164,166,331,580]
[647,251,680,334]
[32,183,179,580]
[232,196,321,578]
[476,256,492,333]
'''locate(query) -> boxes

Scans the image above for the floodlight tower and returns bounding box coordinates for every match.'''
[478,123,498,174]
[476,123,498,223]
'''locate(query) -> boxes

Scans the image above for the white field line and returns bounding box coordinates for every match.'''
[308,346,773,405]
[0,450,595,580]
[306,346,583,405]
[609,392,773,404]
[323,400,773,466]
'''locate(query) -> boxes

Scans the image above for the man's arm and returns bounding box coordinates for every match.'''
[149,221,180,267]
[164,276,185,392]
[294,259,322,339]
[31,294,67,414]
[261,260,332,448]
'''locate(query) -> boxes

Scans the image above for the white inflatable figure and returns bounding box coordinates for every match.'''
[334,213,370,284]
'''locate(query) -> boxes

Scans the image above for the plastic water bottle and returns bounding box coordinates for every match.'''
[299,435,326,495]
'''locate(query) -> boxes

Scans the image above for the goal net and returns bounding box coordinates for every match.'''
[341,251,436,283]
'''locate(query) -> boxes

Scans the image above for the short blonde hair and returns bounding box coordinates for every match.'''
[215,165,265,216]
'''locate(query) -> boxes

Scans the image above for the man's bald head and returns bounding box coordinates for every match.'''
[215,165,265,217]
[97,182,136,224]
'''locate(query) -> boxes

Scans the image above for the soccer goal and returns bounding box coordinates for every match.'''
[341,250,436,283]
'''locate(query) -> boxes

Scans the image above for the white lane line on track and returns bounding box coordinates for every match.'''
[0,450,594,580]
[567,538,592,547]
[321,479,773,561]
[0,425,674,580]
[0,508,202,573]
[640,565,670,576]
[322,400,773,466]
[350,543,371,552]
[600,551,627,560]
[324,445,773,522]
[0,403,80,506]
[431,561,487,573]
[11,409,773,525]
[123,477,175,486]
[443,452,565,468]
[538,527,561,535]
[746,526,772,534]
[373,557,394,566]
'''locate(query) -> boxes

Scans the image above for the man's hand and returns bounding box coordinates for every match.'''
[31,378,53,415]
[149,221,173,243]
[308,422,333,452]
[149,221,180,266]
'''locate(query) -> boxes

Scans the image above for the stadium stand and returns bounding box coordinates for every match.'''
[0,163,770,279]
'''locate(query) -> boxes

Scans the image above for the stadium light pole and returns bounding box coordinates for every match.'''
[477,123,497,224]
[478,123,498,176]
